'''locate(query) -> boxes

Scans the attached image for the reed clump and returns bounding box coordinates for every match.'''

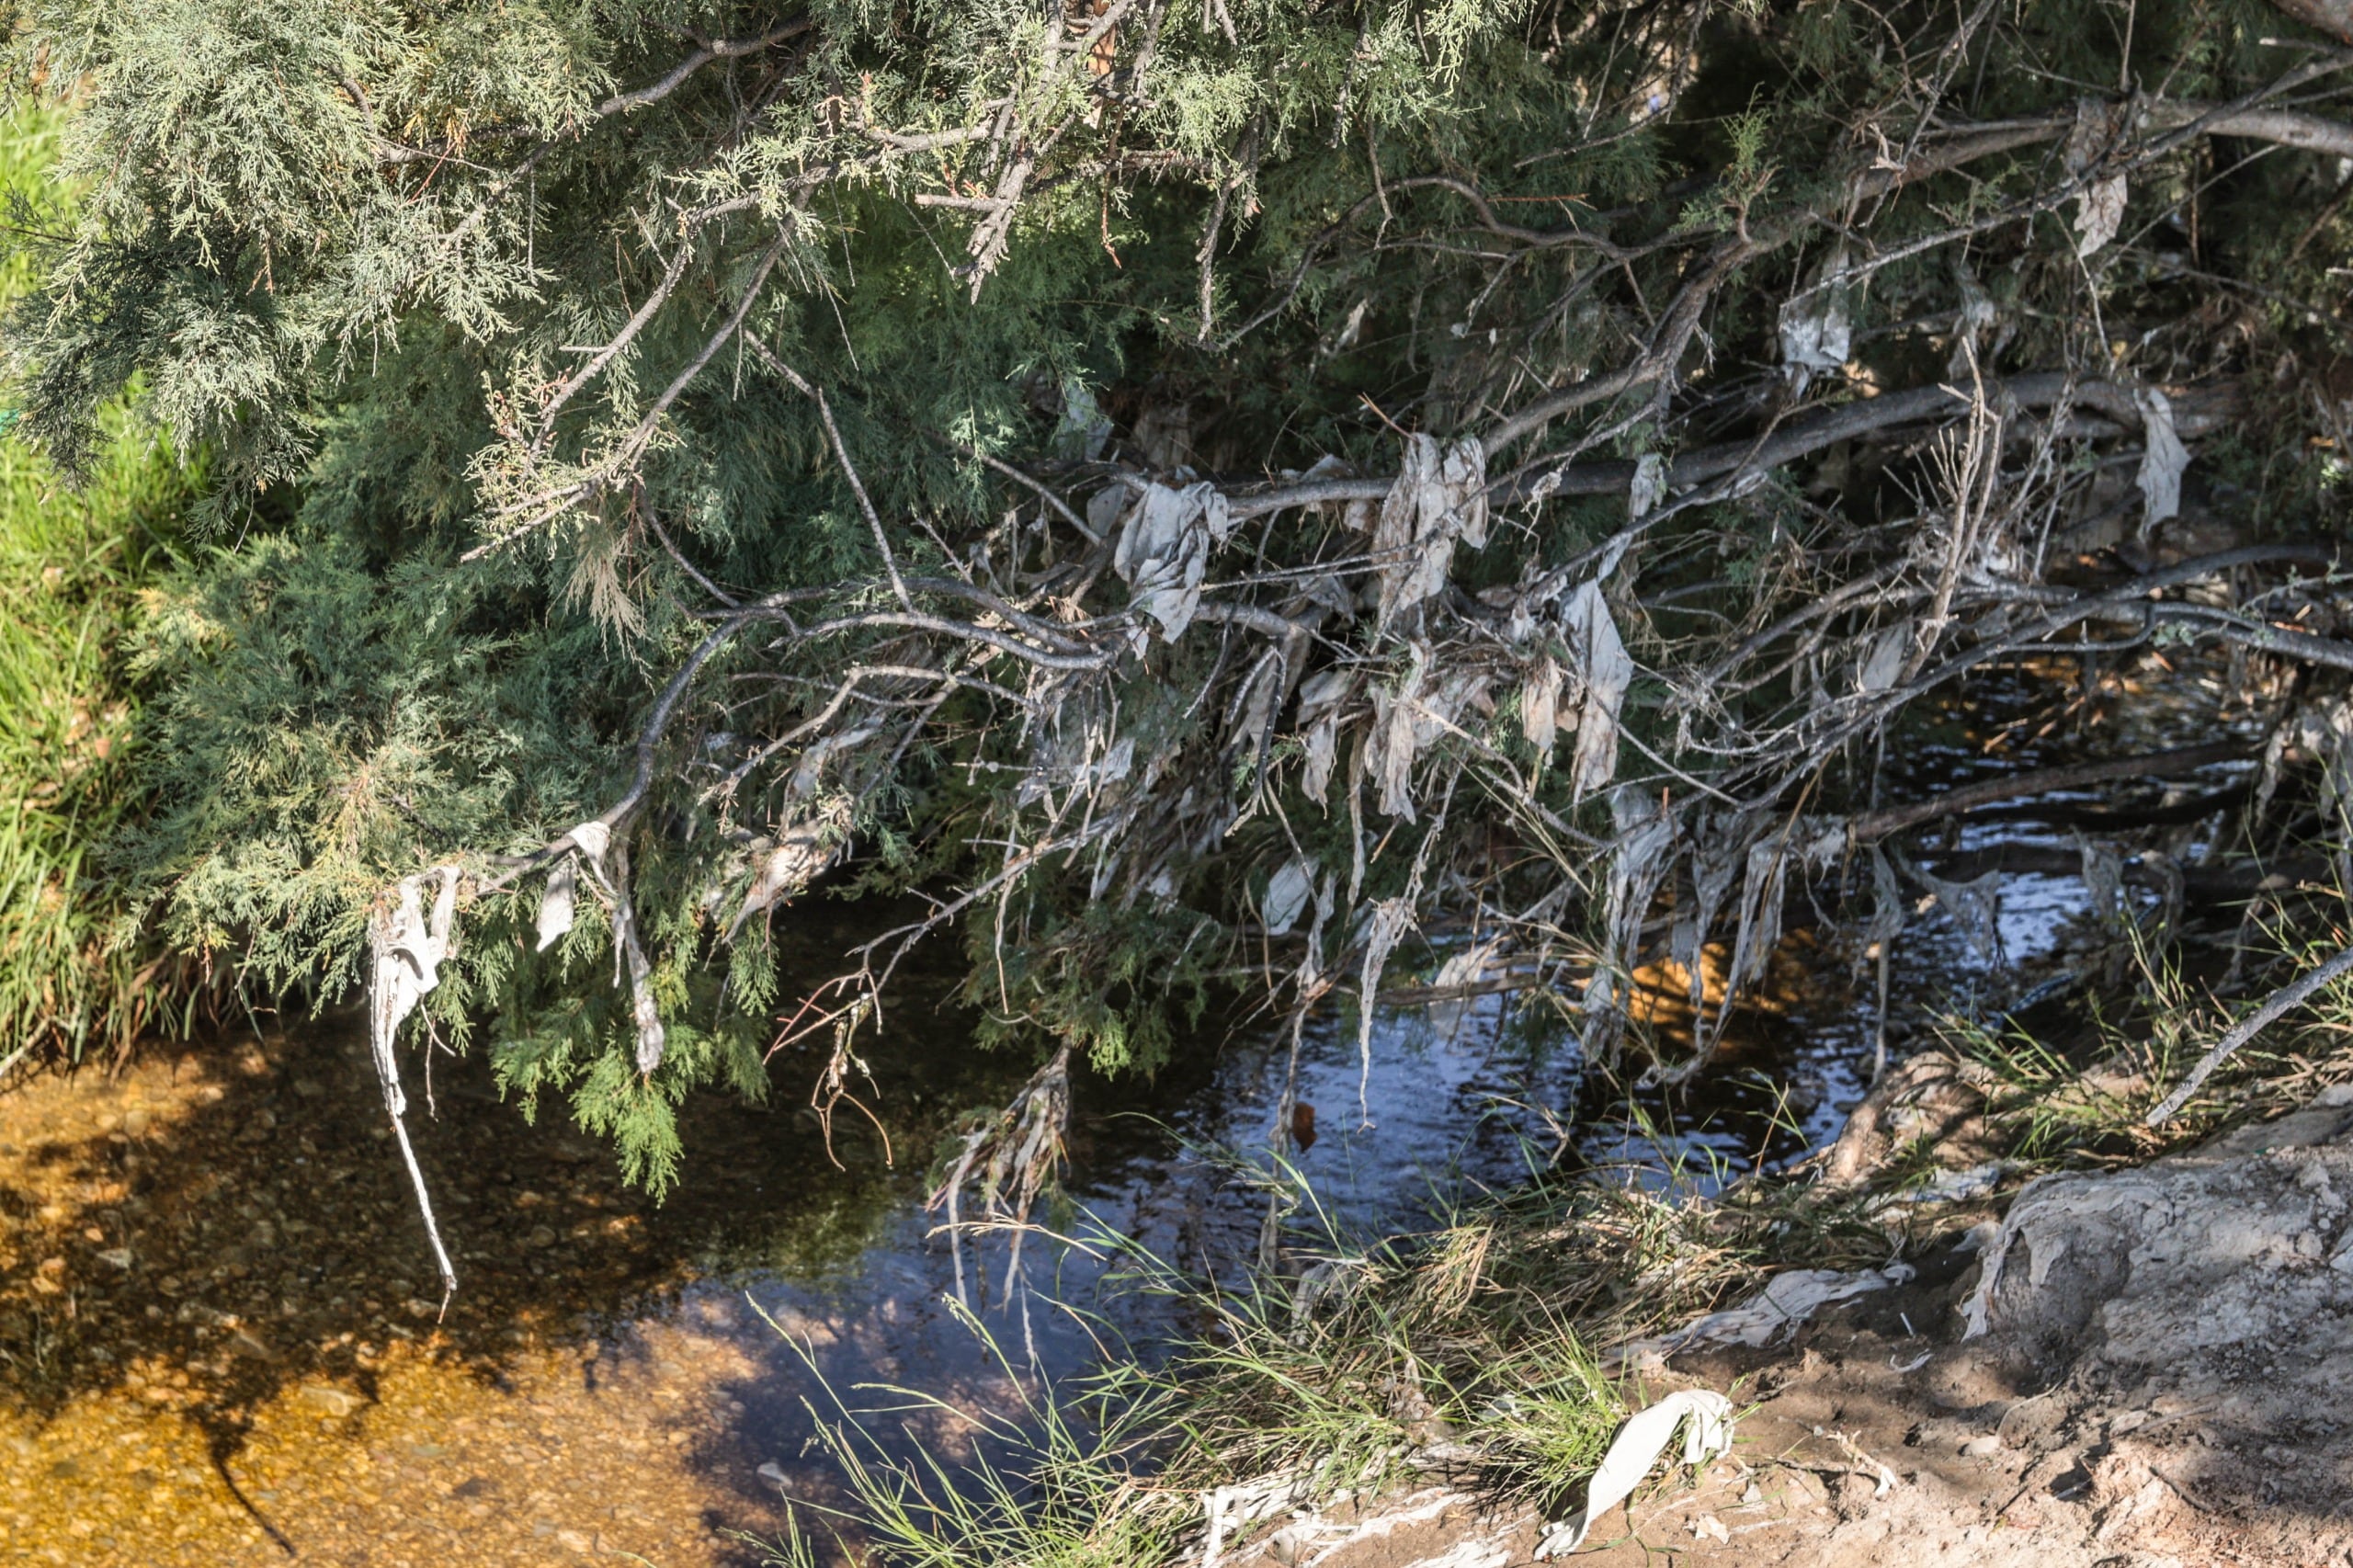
[0,107,201,1074]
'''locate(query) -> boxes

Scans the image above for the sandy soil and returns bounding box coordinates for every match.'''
[1221,1090,2353,1568]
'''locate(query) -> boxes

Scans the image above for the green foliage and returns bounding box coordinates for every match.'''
[0,106,200,1067]
[5,0,2352,1181]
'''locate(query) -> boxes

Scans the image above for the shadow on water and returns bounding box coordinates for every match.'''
[0,655,2261,1562]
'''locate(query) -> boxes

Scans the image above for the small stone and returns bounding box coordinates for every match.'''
[404,1298,438,1320]
[122,1108,151,1135]
[1960,1434,2003,1458]
[97,1245,134,1270]
[291,1079,324,1099]
[555,1528,594,1553]
[526,1225,557,1250]
[297,1384,362,1417]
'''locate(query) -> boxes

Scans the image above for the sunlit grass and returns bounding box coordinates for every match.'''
[0,105,200,1069]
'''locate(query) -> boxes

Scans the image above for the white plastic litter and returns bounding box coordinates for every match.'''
[2135,387,2188,535]
[1533,1390,1736,1558]
[2066,100,2129,258]
[1561,579,1631,796]
[1779,248,1854,376]
[1628,452,1667,520]
[534,855,577,952]
[1261,858,1315,935]
[1372,433,1489,631]
[1113,480,1238,642]
[368,865,465,1298]
[1609,1265,1916,1366]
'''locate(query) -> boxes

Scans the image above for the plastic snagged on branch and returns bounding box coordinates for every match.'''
[1533,1390,1736,1558]
[368,865,464,1299]
[1113,480,1236,642]
[1779,246,1854,377]
[1373,434,1488,631]
[1561,580,1631,796]
[544,818,666,1075]
[2135,387,2188,535]
[1261,857,1315,935]
[2066,98,2130,257]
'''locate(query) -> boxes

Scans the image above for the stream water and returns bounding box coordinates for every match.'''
[0,654,2256,1566]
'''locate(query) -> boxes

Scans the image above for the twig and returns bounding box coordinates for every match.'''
[2146,942,2353,1125]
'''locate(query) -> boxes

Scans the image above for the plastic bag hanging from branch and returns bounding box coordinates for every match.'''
[1779,244,1854,383]
[549,819,667,1075]
[2066,98,2129,257]
[1371,433,1488,632]
[368,865,464,1301]
[1112,480,1236,642]
[1583,788,1677,1066]
[1915,862,2006,966]
[2135,387,2188,536]
[1561,579,1633,796]
[727,799,851,940]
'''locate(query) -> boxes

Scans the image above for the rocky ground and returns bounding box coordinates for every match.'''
[1219,1087,2353,1568]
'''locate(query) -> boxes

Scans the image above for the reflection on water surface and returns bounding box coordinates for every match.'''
[0,655,2252,1562]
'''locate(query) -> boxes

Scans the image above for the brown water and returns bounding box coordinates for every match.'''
[0,653,2257,1566]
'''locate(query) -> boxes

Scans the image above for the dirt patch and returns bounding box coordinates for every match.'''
[1222,1090,2353,1568]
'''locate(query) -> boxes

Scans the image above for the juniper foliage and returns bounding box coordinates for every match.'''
[6,0,2353,1187]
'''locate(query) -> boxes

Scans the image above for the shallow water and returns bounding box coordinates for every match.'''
[0,654,2253,1564]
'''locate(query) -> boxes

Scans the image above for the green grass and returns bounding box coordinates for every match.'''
[758,1142,1890,1568]
[0,107,200,1071]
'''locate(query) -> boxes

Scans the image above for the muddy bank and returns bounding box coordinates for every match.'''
[1213,1084,2353,1568]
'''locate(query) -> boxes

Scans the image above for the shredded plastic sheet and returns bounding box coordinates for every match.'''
[2066,99,2129,257]
[1372,433,1489,631]
[1519,652,1563,756]
[1295,668,1355,802]
[1427,936,1504,1038]
[1608,1265,1916,1368]
[1112,480,1237,641]
[1533,1390,1737,1558]
[2134,387,2188,534]
[1560,579,1631,796]
[2076,832,2125,926]
[1628,452,1667,520]
[534,855,577,952]
[1364,649,1494,822]
[730,806,848,939]
[1779,246,1854,376]
[1584,789,1676,1063]
[1199,1467,1313,1568]
[1261,857,1315,935]
[539,818,666,1074]
[369,865,465,1298]
[1857,619,1912,691]
[1915,864,2006,965]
